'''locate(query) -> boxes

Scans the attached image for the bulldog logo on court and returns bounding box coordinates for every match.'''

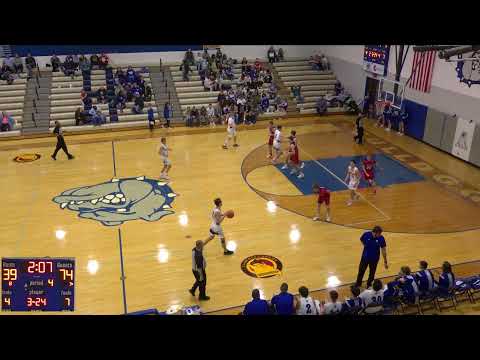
[52,176,176,226]
[241,255,283,278]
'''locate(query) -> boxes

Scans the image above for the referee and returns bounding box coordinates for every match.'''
[189,238,213,301]
[355,226,388,289]
[354,113,364,145]
[51,121,74,160]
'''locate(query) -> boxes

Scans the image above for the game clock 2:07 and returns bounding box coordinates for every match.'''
[1,257,75,312]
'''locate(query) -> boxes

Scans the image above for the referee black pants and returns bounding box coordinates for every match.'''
[355,258,378,289]
[354,128,364,144]
[53,136,72,158]
[191,269,207,298]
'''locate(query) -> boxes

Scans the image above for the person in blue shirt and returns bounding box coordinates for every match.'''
[355,226,388,289]
[148,107,155,131]
[270,283,295,315]
[436,261,455,297]
[397,266,419,304]
[399,109,408,135]
[243,289,270,315]
[415,260,436,294]
[391,109,400,133]
[342,285,364,314]
[126,66,137,84]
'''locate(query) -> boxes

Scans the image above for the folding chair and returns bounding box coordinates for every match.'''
[463,276,480,302]
[418,291,438,314]
[363,303,384,315]
[454,281,475,305]
[435,289,456,312]
[399,297,422,315]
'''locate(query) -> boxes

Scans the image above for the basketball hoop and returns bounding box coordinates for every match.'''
[375,99,385,118]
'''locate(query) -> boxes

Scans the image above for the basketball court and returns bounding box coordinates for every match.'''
[2,114,480,314]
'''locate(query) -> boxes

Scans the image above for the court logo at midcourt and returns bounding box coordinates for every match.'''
[52,176,177,226]
[241,255,283,278]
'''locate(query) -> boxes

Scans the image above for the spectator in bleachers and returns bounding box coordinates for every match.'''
[267,46,277,63]
[115,91,127,113]
[243,289,270,315]
[72,54,79,70]
[342,286,364,314]
[415,260,436,294]
[270,283,295,315]
[144,85,152,102]
[79,55,90,72]
[321,54,329,71]
[436,261,455,296]
[203,76,212,92]
[190,106,199,127]
[260,93,270,112]
[185,49,195,66]
[1,112,14,132]
[207,104,216,127]
[75,107,87,126]
[199,106,208,126]
[359,279,384,314]
[125,66,137,84]
[25,53,37,80]
[97,87,107,104]
[62,56,76,78]
[99,53,109,69]
[132,95,145,114]
[3,57,15,72]
[163,102,172,128]
[309,54,322,70]
[115,68,126,85]
[181,59,190,81]
[316,95,328,115]
[278,48,284,62]
[13,54,23,73]
[335,81,344,96]
[322,290,342,315]
[50,54,61,72]
[90,54,100,70]
[0,63,14,85]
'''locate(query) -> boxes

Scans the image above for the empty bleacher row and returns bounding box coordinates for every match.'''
[273,59,340,114]
[50,67,158,132]
[0,73,27,137]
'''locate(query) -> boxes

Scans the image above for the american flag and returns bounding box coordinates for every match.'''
[408,50,437,93]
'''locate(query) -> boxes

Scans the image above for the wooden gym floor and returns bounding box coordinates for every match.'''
[1,115,480,315]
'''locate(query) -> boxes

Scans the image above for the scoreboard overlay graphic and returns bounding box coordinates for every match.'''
[1,258,75,312]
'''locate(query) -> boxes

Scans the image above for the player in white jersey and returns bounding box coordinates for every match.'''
[295,286,320,315]
[204,198,234,255]
[271,125,283,164]
[344,159,360,206]
[158,137,172,180]
[359,279,385,314]
[322,290,343,315]
[222,114,238,149]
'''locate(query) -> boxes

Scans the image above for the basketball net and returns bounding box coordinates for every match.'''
[375,99,385,117]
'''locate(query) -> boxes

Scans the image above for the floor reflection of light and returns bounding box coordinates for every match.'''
[326,275,341,288]
[55,229,66,240]
[157,246,170,263]
[178,212,189,227]
[266,201,277,213]
[87,260,99,275]
[226,241,237,252]
[289,225,301,244]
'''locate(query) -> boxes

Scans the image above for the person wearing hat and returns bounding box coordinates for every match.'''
[189,238,214,301]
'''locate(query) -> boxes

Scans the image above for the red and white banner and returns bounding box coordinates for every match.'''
[408,50,436,93]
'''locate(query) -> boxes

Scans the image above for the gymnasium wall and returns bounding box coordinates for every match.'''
[9,45,317,68]
[318,45,480,168]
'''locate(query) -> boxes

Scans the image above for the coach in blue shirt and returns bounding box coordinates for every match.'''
[243,289,270,315]
[271,283,295,315]
[355,226,388,289]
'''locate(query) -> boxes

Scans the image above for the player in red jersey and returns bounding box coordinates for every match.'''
[286,135,305,179]
[267,121,275,158]
[312,184,331,222]
[281,130,304,171]
[362,154,379,194]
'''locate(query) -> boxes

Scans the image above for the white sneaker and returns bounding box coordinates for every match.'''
[300,162,305,169]
[289,169,296,175]
[347,200,352,206]
[297,173,304,179]
[385,128,390,132]
[326,216,331,222]
[313,217,320,221]
[281,164,288,170]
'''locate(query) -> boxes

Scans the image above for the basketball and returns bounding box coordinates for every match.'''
[225,209,235,218]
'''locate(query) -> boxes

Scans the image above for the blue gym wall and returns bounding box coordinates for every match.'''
[10,45,203,57]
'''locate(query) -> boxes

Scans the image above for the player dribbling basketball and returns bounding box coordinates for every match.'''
[313,184,331,222]
[204,198,234,255]
[159,137,172,180]
[223,114,238,149]
[345,160,360,206]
